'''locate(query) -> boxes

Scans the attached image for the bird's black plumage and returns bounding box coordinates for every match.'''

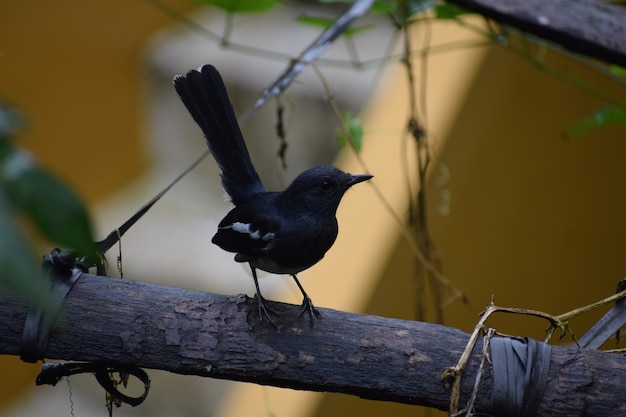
[173,66,264,206]
[173,65,372,324]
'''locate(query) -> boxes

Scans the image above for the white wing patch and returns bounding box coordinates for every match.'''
[230,222,275,241]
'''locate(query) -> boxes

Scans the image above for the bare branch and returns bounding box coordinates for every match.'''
[1,274,626,416]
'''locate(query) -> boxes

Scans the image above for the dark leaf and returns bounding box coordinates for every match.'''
[0,137,95,255]
[435,3,470,19]
[0,104,24,136]
[0,191,53,311]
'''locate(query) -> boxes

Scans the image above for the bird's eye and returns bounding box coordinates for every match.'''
[320,180,332,190]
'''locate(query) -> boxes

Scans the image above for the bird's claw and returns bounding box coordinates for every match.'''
[256,294,277,327]
[299,296,322,321]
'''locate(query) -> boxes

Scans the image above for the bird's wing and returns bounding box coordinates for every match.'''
[211,202,280,260]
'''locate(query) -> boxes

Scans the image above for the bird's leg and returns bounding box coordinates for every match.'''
[250,265,277,327]
[291,274,322,320]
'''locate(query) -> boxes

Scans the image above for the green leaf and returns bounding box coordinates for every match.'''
[296,15,373,37]
[336,112,364,153]
[435,3,470,19]
[565,106,626,139]
[317,0,437,15]
[371,0,399,14]
[198,0,280,13]
[318,0,398,13]
[407,0,437,15]
[0,191,53,311]
[297,15,335,30]
[610,65,626,77]
[0,137,95,256]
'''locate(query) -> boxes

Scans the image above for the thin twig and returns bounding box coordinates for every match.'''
[445,288,626,414]
[310,64,468,316]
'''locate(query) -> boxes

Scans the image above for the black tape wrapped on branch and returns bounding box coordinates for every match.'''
[490,337,551,417]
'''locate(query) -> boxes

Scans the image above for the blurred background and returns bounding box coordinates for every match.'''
[1,1,626,416]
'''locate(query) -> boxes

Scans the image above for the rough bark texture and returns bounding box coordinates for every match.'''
[447,0,626,67]
[1,274,625,416]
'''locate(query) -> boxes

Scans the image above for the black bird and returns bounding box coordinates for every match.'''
[173,65,372,323]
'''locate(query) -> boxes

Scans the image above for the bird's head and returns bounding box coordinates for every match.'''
[279,165,372,214]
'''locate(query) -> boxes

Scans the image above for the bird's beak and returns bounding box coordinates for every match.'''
[347,174,373,187]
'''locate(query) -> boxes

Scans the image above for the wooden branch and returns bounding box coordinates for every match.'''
[1,273,626,416]
[446,0,626,67]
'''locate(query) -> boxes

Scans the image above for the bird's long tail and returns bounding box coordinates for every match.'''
[173,65,265,205]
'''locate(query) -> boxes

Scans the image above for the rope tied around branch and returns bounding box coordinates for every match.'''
[36,361,150,407]
[20,248,151,407]
[20,249,85,363]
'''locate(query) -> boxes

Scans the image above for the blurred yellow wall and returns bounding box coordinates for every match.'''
[0,0,191,203]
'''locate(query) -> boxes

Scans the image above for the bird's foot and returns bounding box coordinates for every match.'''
[299,295,322,321]
[256,294,277,327]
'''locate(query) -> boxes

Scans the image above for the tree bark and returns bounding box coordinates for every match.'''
[1,273,625,416]
[446,0,626,67]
